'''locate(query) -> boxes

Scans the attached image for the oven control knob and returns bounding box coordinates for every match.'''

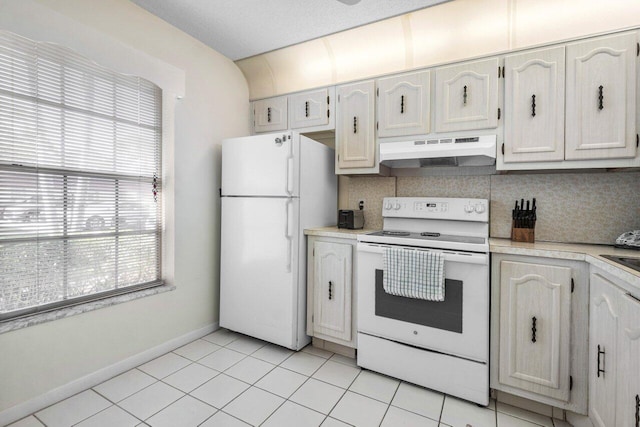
[384,202,392,210]
[464,204,475,213]
[393,203,401,210]
[475,203,486,213]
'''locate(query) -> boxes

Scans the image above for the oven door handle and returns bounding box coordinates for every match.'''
[357,243,488,265]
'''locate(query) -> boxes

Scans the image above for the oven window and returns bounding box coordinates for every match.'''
[375,270,463,333]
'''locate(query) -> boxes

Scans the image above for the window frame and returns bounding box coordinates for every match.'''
[0,30,165,322]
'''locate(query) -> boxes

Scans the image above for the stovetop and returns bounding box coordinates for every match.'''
[357,197,490,253]
[367,230,486,245]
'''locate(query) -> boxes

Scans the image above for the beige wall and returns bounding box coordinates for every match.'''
[237,0,640,100]
[345,172,640,245]
[0,0,249,417]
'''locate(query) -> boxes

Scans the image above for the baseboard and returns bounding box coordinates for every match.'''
[566,411,594,427]
[495,390,554,417]
[0,322,219,426]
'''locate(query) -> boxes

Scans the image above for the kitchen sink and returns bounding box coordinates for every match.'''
[601,255,640,273]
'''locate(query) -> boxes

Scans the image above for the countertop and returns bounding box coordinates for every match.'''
[304,227,640,288]
[490,237,640,289]
[304,226,375,240]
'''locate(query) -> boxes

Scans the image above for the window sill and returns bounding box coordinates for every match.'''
[0,284,176,335]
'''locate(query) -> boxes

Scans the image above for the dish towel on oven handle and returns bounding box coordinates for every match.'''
[382,247,445,301]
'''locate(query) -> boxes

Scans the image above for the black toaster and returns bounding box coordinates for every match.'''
[338,210,364,229]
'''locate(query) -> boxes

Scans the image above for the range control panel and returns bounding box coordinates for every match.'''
[382,197,489,222]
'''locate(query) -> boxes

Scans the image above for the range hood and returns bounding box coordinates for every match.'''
[379,135,497,168]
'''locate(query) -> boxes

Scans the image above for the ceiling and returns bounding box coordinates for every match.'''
[130,0,451,61]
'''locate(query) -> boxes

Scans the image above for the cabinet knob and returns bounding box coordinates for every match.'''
[531,316,537,343]
[531,94,536,117]
[597,344,606,378]
[598,85,604,111]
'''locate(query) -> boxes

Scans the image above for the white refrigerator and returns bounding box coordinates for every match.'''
[220,131,337,350]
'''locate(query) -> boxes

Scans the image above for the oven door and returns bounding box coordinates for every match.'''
[357,242,489,363]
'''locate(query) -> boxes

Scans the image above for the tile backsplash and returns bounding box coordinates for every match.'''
[345,176,396,231]
[396,176,491,199]
[344,171,640,245]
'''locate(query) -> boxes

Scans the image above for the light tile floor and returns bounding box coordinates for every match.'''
[9,329,566,427]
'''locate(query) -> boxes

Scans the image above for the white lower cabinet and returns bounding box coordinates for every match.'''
[498,260,572,401]
[307,235,357,348]
[589,268,640,427]
[491,254,589,414]
[617,291,640,427]
[589,272,620,427]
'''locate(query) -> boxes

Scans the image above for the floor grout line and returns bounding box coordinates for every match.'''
[16,330,558,427]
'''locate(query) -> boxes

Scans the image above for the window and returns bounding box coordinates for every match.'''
[0,31,163,321]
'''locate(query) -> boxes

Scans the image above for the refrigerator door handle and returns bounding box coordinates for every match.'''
[285,199,294,272]
[285,156,294,196]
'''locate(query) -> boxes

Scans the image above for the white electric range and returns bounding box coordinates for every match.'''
[356,197,490,405]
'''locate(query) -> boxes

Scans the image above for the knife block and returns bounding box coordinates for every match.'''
[511,221,535,243]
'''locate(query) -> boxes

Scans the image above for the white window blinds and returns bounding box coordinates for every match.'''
[0,31,162,320]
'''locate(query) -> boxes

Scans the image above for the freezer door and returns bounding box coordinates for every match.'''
[220,197,302,349]
[222,133,299,197]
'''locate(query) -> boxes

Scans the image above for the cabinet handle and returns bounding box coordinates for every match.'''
[531,94,536,117]
[400,95,405,114]
[531,316,537,343]
[598,85,604,110]
[329,281,333,300]
[463,85,468,105]
[353,116,357,134]
[597,345,606,377]
[305,101,309,118]
[635,394,639,427]
[267,107,272,122]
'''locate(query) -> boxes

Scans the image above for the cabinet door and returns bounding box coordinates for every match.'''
[589,273,621,427]
[377,71,431,138]
[313,241,352,342]
[616,291,640,427]
[336,81,375,169]
[289,88,332,130]
[435,57,499,132]
[566,31,637,160]
[504,47,565,163]
[253,96,288,133]
[499,261,572,401]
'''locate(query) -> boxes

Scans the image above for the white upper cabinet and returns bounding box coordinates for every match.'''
[336,80,377,172]
[377,71,431,138]
[504,47,566,163]
[289,87,335,131]
[253,96,288,133]
[435,57,500,133]
[566,31,637,160]
[499,260,572,401]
